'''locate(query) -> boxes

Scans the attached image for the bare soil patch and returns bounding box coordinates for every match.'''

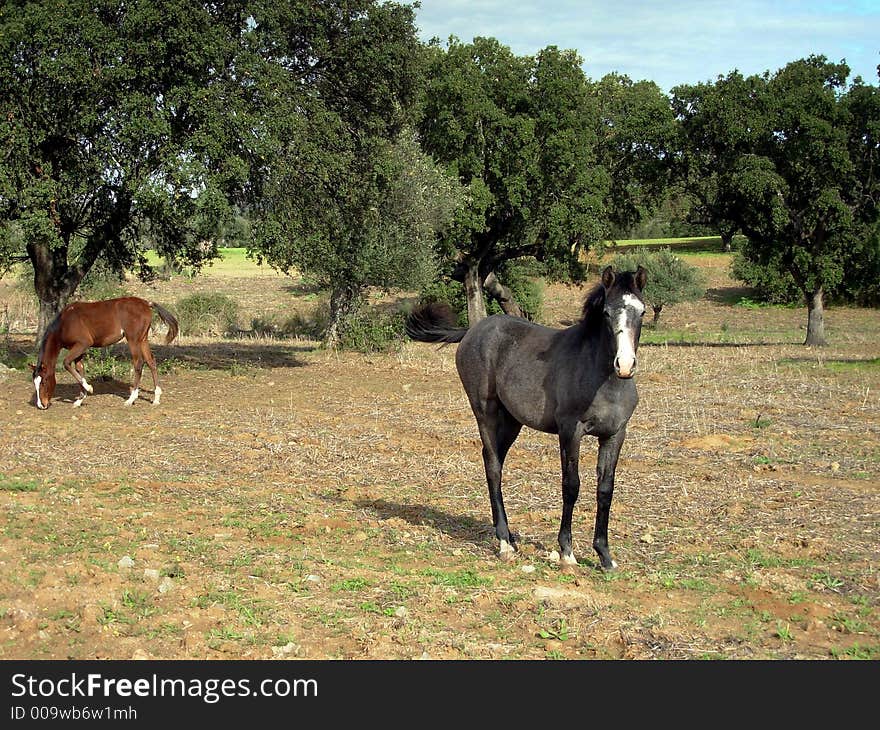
[1,263,878,660]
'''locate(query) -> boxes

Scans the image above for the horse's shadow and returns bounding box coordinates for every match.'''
[346,496,552,556]
[50,378,143,405]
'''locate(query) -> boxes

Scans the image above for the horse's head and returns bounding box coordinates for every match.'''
[600,265,647,378]
[30,362,56,409]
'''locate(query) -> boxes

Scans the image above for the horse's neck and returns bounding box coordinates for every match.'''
[574,322,616,372]
[38,331,61,368]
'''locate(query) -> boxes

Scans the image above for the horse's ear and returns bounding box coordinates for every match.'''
[601,265,615,289]
[635,265,647,291]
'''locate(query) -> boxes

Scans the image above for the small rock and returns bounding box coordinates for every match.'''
[158,577,174,594]
[305,574,321,583]
[271,642,298,658]
[547,550,561,564]
[117,556,135,569]
[393,606,408,618]
[521,565,536,574]
[143,569,161,581]
[640,532,654,544]
[131,649,152,660]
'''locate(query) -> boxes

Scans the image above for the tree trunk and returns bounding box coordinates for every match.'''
[324,282,362,349]
[483,271,525,318]
[804,286,827,346]
[463,261,487,326]
[720,229,734,253]
[29,242,75,345]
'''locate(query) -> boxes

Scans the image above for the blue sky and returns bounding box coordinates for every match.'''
[406,1,879,93]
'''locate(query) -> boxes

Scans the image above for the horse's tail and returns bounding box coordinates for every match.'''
[149,302,180,344]
[405,301,468,344]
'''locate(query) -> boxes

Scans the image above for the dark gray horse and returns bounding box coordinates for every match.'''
[405,265,647,571]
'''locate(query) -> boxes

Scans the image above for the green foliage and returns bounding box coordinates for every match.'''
[611,247,705,322]
[418,278,470,328]
[0,0,250,330]
[175,293,239,337]
[418,262,545,324]
[674,56,880,342]
[419,39,609,313]
[730,250,801,304]
[337,306,407,354]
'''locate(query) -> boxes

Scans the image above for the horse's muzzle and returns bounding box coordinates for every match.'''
[614,355,637,378]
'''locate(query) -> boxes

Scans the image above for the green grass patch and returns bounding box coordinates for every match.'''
[0,474,41,492]
[607,236,727,254]
[331,577,371,592]
[145,248,276,278]
[421,568,492,588]
[830,643,878,660]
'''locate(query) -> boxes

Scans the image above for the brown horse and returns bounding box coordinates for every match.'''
[30,297,179,409]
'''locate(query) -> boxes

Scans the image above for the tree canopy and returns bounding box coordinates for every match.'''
[417,38,611,322]
[0,0,256,338]
[245,1,456,345]
[673,56,880,344]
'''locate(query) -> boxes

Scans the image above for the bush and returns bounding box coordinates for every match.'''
[175,293,239,336]
[730,251,800,304]
[250,300,331,340]
[611,248,705,324]
[338,306,407,353]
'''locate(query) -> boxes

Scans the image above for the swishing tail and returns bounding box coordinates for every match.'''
[149,302,180,344]
[405,302,468,344]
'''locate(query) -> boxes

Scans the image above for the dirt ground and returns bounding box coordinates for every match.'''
[0,260,878,660]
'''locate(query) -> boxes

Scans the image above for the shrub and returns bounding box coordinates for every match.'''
[611,248,705,324]
[249,300,330,341]
[175,293,239,336]
[730,251,800,304]
[338,306,407,353]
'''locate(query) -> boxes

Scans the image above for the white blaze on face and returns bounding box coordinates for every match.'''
[614,293,644,378]
[34,375,44,409]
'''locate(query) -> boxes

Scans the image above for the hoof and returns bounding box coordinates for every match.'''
[498,539,516,562]
[72,399,83,408]
[600,559,618,573]
[83,382,93,394]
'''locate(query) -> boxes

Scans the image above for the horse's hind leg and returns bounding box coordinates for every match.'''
[124,339,145,406]
[140,341,162,405]
[476,401,522,561]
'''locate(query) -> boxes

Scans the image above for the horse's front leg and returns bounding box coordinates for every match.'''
[557,423,583,567]
[72,359,88,407]
[63,346,92,407]
[593,428,627,571]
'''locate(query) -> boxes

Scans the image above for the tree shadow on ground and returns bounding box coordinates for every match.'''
[706,285,757,304]
[152,341,315,370]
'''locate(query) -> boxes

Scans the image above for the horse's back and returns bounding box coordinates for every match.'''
[61,297,151,345]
